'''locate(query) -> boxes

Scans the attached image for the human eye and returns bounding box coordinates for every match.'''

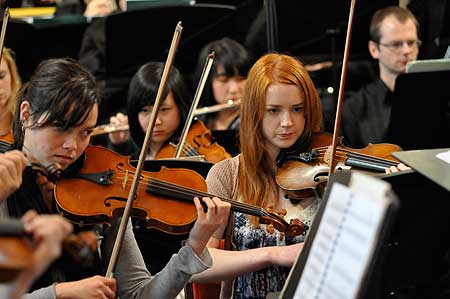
[140,106,152,114]
[391,41,403,49]
[234,75,245,82]
[266,107,280,114]
[0,72,5,79]
[215,75,228,83]
[83,128,94,137]
[293,106,303,113]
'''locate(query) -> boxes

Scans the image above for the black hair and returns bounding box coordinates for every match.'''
[13,58,100,149]
[194,37,251,108]
[127,62,191,146]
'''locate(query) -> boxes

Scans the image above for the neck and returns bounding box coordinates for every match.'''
[146,142,162,160]
[379,68,398,92]
[0,110,12,135]
[212,108,239,130]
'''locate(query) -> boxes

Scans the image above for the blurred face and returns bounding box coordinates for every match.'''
[212,64,246,104]
[138,91,180,150]
[262,83,306,160]
[0,58,12,109]
[22,102,98,170]
[369,16,419,76]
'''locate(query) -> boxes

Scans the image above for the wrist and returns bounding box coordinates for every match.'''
[262,246,276,267]
[54,282,71,299]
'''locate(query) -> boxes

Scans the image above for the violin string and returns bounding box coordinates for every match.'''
[314,152,395,168]
[108,173,266,215]
[147,178,265,215]
[315,148,397,166]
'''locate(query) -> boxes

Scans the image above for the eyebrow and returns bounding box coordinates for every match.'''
[266,102,304,107]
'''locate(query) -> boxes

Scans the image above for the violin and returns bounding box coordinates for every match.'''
[276,131,401,200]
[0,236,33,283]
[156,120,231,163]
[0,218,98,280]
[54,146,305,237]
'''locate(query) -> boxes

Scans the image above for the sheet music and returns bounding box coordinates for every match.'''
[293,181,389,299]
[436,149,450,165]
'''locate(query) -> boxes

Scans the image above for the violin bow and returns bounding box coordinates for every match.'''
[174,51,215,158]
[0,7,10,63]
[105,22,183,278]
[327,0,356,177]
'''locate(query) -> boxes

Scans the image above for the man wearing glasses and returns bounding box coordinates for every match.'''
[341,6,420,148]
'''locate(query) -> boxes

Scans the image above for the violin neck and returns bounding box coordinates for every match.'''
[146,178,266,217]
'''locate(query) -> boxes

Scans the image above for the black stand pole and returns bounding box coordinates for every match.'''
[264,0,279,52]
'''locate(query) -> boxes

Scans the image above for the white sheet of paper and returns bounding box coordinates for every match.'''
[436,150,450,165]
[293,182,388,299]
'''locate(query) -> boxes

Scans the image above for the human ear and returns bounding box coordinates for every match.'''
[368,41,380,60]
[20,101,31,125]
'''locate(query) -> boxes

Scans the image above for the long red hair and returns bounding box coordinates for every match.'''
[238,53,322,210]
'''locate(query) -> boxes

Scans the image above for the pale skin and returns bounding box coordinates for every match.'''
[0,150,27,202]
[192,83,308,283]
[191,82,409,284]
[19,101,231,299]
[137,92,181,159]
[108,92,181,159]
[210,64,246,130]
[368,16,419,91]
[0,56,13,136]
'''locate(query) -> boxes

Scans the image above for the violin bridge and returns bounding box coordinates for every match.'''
[324,146,332,166]
[122,170,129,190]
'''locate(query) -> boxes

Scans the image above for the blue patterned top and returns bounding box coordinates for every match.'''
[232,207,317,299]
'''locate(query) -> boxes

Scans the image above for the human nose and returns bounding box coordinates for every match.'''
[155,115,162,126]
[227,80,241,96]
[280,111,293,127]
[62,134,77,150]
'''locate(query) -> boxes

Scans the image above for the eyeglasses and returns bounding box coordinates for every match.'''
[377,40,422,51]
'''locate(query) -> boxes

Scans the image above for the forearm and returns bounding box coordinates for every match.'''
[190,246,273,283]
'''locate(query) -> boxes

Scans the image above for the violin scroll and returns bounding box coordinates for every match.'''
[259,207,307,237]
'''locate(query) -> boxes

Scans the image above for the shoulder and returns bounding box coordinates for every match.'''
[206,155,240,198]
[344,79,387,113]
[208,155,239,176]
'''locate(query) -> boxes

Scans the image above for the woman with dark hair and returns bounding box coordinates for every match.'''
[194,37,251,131]
[2,58,230,299]
[126,62,191,159]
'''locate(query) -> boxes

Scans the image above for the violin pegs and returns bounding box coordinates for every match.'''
[278,209,287,217]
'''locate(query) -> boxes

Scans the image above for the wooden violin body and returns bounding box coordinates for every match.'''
[156,120,231,163]
[55,146,202,235]
[55,146,305,237]
[0,237,33,282]
[276,131,401,200]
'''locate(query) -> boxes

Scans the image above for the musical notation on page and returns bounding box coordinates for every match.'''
[280,172,398,299]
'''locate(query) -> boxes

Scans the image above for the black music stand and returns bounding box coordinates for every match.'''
[386,70,450,150]
[100,4,236,119]
[104,4,235,77]
[394,148,450,193]
[377,169,450,297]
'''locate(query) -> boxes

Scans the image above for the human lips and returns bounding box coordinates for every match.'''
[54,155,74,165]
[277,132,296,140]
